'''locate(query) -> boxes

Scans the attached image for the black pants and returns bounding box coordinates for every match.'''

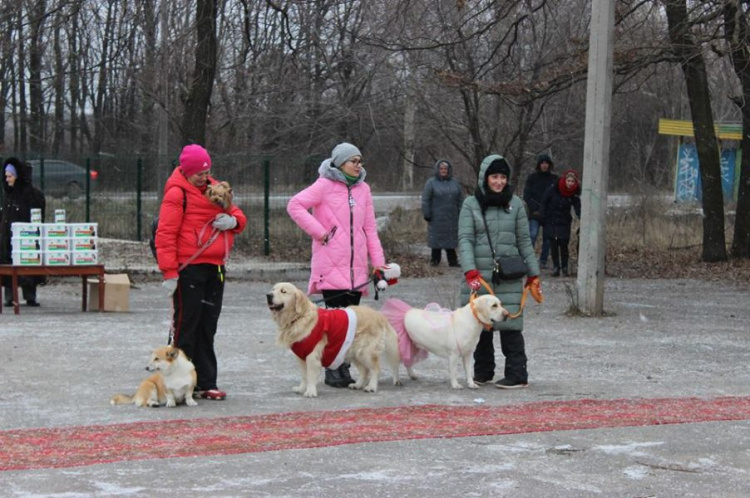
[473,329,528,383]
[320,290,361,372]
[431,248,458,266]
[320,290,361,309]
[548,237,570,270]
[3,276,39,303]
[171,264,225,390]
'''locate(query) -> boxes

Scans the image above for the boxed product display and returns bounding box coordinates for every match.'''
[54,209,66,223]
[88,273,130,312]
[44,252,72,266]
[71,251,98,265]
[11,223,43,238]
[42,223,69,238]
[31,209,42,223]
[11,237,42,252]
[69,223,98,238]
[12,251,42,266]
[71,238,97,251]
[43,238,71,252]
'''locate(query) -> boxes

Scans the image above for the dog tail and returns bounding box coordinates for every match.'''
[110,394,134,405]
[381,298,428,368]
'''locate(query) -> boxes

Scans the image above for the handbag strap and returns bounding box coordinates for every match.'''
[481,212,498,260]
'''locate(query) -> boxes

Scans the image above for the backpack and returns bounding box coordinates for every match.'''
[150,187,186,261]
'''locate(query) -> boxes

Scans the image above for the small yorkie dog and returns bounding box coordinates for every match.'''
[205,181,233,210]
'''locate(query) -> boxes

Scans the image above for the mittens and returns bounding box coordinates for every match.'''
[213,213,237,231]
[464,270,482,291]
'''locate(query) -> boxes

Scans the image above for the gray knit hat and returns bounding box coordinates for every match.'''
[331,142,362,168]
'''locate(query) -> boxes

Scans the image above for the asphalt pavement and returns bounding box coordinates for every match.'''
[1,264,750,497]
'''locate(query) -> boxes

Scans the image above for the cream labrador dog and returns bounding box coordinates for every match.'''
[266,282,402,398]
[382,295,508,389]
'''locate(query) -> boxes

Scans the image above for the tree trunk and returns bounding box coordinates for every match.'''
[723,1,750,258]
[52,15,64,155]
[665,0,727,262]
[28,0,48,154]
[180,0,218,146]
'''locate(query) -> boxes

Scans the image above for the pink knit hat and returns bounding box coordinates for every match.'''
[179,144,212,177]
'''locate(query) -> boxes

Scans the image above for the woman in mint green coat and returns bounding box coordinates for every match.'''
[458,154,540,389]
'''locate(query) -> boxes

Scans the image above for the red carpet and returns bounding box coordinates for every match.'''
[3,396,750,471]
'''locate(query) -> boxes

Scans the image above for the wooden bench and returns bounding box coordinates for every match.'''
[0,264,105,315]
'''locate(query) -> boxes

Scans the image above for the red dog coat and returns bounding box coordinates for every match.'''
[291,308,357,369]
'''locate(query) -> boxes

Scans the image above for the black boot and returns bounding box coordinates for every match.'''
[551,266,560,277]
[338,363,356,386]
[324,368,346,388]
[447,249,460,267]
[562,267,569,277]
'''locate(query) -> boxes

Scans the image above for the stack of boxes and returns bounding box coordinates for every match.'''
[11,209,98,266]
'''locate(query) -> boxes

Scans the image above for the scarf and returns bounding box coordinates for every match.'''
[475,185,514,212]
[558,172,581,198]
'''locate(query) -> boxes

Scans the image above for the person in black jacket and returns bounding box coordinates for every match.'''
[523,154,558,269]
[541,169,581,277]
[1,157,46,306]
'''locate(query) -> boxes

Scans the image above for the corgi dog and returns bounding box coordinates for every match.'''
[110,346,198,408]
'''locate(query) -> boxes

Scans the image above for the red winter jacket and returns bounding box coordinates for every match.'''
[156,167,246,279]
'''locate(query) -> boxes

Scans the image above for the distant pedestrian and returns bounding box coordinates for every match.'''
[523,154,558,269]
[287,142,388,388]
[422,159,463,267]
[1,157,46,307]
[541,169,581,277]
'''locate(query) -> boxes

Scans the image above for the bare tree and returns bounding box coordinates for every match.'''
[665,0,727,262]
[180,0,218,146]
[722,1,750,258]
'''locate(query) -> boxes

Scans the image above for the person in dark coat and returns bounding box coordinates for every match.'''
[1,157,46,306]
[422,159,463,267]
[541,169,581,277]
[523,154,558,269]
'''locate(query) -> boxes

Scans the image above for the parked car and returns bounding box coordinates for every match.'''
[28,160,98,199]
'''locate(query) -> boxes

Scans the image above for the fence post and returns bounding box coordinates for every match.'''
[263,157,270,256]
[136,158,143,241]
[85,158,91,222]
[39,158,45,192]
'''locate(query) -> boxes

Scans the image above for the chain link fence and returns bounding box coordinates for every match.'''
[2,153,416,259]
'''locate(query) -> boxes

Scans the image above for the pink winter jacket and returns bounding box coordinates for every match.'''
[287,160,385,295]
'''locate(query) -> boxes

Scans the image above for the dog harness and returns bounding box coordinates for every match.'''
[291,308,357,369]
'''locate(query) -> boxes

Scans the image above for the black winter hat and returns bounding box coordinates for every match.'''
[485,158,511,179]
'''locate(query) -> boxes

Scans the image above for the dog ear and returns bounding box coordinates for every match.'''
[167,348,179,359]
[294,288,310,316]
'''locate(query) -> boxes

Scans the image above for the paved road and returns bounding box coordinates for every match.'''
[1,271,749,497]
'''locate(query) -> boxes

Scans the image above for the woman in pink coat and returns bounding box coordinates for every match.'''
[287,142,387,388]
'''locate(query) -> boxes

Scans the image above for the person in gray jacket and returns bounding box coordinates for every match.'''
[458,154,540,389]
[422,159,463,267]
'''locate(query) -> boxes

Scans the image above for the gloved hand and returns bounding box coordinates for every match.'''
[526,276,543,303]
[162,278,178,297]
[212,213,237,231]
[464,270,482,291]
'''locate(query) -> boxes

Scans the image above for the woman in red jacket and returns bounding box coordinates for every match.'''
[156,144,247,401]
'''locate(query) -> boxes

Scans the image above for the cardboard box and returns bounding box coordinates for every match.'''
[72,238,98,251]
[88,273,130,312]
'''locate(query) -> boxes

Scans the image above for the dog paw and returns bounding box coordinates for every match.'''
[166,401,176,408]
[292,385,305,393]
[186,398,198,406]
[393,379,403,386]
[303,390,318,398]
[467,382,480,389]
[363,386,377,393]
[451,383,463,390]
